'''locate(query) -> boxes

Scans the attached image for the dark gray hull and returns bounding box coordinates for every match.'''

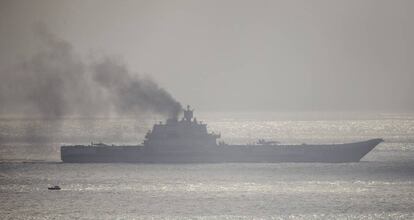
[61,139,383,163]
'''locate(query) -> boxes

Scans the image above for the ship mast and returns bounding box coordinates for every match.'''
[183,105,193,122]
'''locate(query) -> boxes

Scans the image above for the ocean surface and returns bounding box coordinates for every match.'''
[1,112,414,219]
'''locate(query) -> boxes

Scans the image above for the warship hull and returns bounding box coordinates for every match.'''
[61,139,382,163]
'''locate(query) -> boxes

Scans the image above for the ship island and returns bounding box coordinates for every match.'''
[61,106,383,163]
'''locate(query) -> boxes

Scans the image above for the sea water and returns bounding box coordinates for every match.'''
[1,112,414,219]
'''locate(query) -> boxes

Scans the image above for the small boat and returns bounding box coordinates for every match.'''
[48,186,61,190]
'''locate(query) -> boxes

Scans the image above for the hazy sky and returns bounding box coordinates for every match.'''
[1,0,413,112]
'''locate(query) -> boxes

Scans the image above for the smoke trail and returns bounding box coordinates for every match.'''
[0,25,100,118]
[1,30,74,117]
[92,58,182,119]
[0,25,182,119]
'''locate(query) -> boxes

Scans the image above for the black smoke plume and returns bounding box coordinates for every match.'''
[92,58,182,119]
[0,26,182,119]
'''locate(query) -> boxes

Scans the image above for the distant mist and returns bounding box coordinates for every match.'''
[2,1,414,113]
[0,25,182,119]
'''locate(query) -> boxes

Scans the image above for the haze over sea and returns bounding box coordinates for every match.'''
[1,112,414,219]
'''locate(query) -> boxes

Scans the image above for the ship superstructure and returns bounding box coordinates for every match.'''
[143,106,220,151]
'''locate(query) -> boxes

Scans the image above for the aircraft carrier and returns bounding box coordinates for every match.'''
[61,106,383,163]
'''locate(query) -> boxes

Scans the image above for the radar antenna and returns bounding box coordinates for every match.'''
[183,105,193,121]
